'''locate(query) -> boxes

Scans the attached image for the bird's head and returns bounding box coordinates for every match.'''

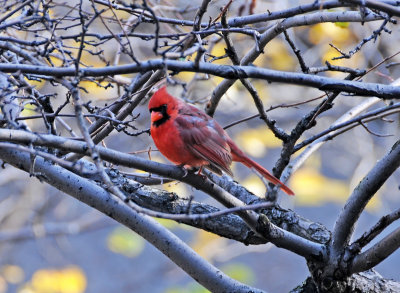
[148,86,179,127]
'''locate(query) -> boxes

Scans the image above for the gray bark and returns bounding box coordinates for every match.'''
[0,145,265,293]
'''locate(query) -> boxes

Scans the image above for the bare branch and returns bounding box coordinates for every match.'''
[0,129,325,258]
[342,0,400,17]
[293,101,400,152]
[0,146,266,293]
[207,10,386,115]
[221,13,289,141]
[1,60,400,99]
[331,139,400,260]
[351,207,400,250]
[2,0,400,290]
[351,227,400,273]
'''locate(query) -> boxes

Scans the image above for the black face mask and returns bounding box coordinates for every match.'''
[150,104,170,127]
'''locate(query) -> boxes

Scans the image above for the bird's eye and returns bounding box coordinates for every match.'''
[150,104,167,113]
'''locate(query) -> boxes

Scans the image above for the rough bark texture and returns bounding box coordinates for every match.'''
[291,270,400,293]
[106,168,331,246]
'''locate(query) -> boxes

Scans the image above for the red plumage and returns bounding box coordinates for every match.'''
[149,86,294,196]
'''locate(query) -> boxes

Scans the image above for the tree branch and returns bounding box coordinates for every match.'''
[0,129,325,258]
[0,146,266,293]
[207,10,386,115]
[350,227,400,273]
[351,207,400,250]
[1,60,399,98]
[342,0,400,17]
[331,139,400,259]
[292,270,400,293]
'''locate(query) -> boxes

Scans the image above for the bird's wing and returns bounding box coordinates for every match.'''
[175,105,233,175]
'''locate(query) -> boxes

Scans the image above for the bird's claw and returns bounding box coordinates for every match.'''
[179,165,207,180]
[196,172,207,180]
[196,167,208,180]
[180,166,188,178]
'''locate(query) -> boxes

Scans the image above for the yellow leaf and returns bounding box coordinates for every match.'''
[235,127,282,158]
[79,80,117,100]
[155,218,179,229]
[175,71,196,83]
[210,43,229,65]
[321,45,365,77]
[241,174,266,198]
[260,38,297,71]
[190,230,226,259]
[238,133,266,157]
[302,152,322,169]
[58,267,87,293]
[63,38,105,69]
[24,76,46,90]
[21,266,86,293]
[31,269,58,293]
[47,55,63,67]
[258,128,284,148]
[222,263,255,284]
[96,4,131,19]
[20,103,44,129]
[292,153,381,210]
[2,265,24,284]
[291,168,349,206]
[335,22,349,28]
[107,227,145,257]
[21,103,36,117]
[309,23,352,45]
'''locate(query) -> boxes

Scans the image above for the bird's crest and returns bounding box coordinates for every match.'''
[148,86,178,111]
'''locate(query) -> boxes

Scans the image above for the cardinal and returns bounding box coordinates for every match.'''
[148,86,294,196]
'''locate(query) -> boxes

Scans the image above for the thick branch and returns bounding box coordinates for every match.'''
[0,129,325,258]
[0,146,265,293]
[342,0,400,16]
[1,60,400,98]
[292,270,400,293]
[207,173,331,245]
[351,227,400,273]
[331,140,400,259]
[106,168,265,245]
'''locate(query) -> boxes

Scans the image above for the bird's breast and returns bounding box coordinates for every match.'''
[150,119,206,167]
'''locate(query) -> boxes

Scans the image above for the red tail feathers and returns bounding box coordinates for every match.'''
[230,145,294,196]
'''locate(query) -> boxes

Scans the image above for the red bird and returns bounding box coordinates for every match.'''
[149,86,294,196]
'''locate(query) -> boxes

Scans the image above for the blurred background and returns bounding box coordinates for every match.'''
[1,0,400,292]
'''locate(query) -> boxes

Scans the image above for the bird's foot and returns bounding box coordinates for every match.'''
[179,165,189,178]
[196,167,208,180]
[178,165,208,180]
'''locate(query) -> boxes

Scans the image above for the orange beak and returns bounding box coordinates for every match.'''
[151,111,164,123]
